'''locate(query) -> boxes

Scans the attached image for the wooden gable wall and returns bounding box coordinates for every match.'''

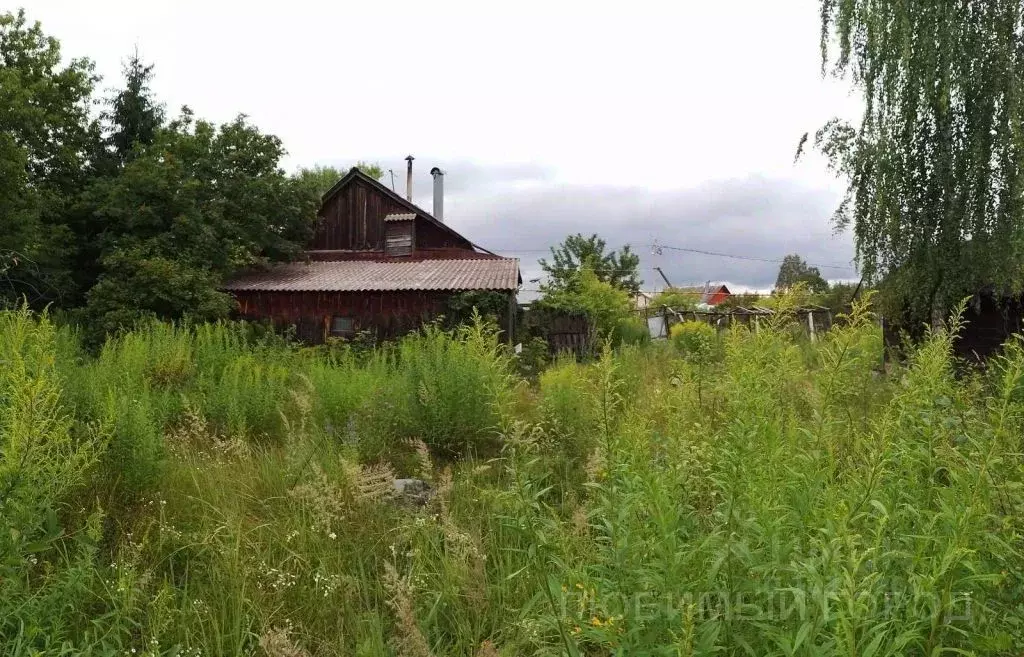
[414,216,472,250]
[310,178,407,251]
[309,176,474,253]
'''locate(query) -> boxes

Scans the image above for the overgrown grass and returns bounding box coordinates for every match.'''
[1,301,1022,656]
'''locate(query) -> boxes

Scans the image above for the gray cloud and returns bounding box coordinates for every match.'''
[318,157,555,199]
[443,174,857,293]
[315,157,857,294]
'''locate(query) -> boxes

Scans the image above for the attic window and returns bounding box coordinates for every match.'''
[385,221,414,257]
[330,316,354,336]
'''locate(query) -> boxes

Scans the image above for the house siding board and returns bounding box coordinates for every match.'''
[311,178,409,251]
[384,221,414,256]
[233,290,464,342]
[311,176,472,253]
[415,216,469,249]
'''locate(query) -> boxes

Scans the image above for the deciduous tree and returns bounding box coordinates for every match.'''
[0,10,98,306]
[774,254,828,294]
[540,233,641,295]
[294,162,384,198]
[813,0,1024,323]
[536,266,632,337]
[83,111,319,335]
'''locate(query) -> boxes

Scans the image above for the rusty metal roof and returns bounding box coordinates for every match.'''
[383,212,416,222]
[223,259,520,292]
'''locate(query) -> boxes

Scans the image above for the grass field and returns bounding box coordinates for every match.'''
[1,301,1022,656]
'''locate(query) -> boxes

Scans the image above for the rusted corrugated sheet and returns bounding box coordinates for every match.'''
[223,258,519,292]
[305,248,507,262]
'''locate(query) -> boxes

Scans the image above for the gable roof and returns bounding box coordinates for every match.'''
[223,258,520,293]
[322,168,491,253]
[675,284,730,295]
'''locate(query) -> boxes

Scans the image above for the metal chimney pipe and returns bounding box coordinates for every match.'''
[430,167,444,222]
[405,155,414,202]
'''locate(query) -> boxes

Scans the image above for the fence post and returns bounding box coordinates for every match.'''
[807,310,816,342]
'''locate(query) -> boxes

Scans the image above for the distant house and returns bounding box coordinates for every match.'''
[683,284,731,307]
[635,284,732,311]
[223,166,520,343]
[634,291,656,310]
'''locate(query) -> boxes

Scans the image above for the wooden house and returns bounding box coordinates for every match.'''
[223,166,520,342]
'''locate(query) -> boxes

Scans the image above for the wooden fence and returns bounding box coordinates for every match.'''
[644,305,837,342]
[518,307,593,356]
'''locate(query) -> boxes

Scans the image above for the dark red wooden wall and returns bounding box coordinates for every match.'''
[311,178,406,251]
[233,289,455,342]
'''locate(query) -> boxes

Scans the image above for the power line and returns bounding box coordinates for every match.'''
[648,244,854,271]
[496,242,856,272]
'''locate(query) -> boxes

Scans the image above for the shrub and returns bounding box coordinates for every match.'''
[613,315,650,346]
[669,320,717,362]
[537,356,599,463]
[536,266,632,338]
[515,336,550,378]
[387,316,514,458]
[647,286,699,310]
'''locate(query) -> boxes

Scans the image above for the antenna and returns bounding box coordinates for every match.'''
[388,169,396,192]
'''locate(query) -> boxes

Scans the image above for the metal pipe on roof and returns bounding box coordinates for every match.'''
[430,167,444,222]
[405,155,414,202]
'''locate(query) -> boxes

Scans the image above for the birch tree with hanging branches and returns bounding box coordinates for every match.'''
[812,0,1024,325]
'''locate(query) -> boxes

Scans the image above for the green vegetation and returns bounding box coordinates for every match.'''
[535,266,634,339]
[295,163,386,196]
[774,254,828,295]
[811,0,1024,323]
[669,320,718,362]
[539,233,641,296]
[648,287,700,311]
[3,300,1024,655]
[0,10,324,340]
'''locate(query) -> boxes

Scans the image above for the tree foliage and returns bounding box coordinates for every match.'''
[539,233,641,296]
[715,292,763,311]
[103,51,165,168]
[648,287,700,311]
[536,266,632,337]
[0,10,323,339]
[816,0,1024,321]
[82,112,319,334]
[816,280,864,314]
[774,253,828,294]
[0,10,98,306]
[294,162,385,198]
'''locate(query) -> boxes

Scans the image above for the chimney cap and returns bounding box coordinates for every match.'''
[405,154,415,161]
[430,166,443,176]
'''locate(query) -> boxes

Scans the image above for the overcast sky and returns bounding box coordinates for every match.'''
[19,0,863,293]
